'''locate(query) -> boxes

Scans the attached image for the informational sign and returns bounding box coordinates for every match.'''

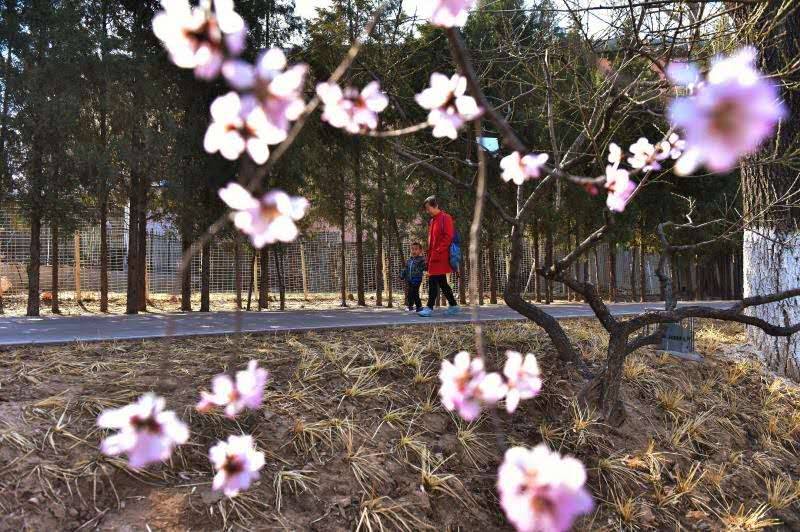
[661,323,693,353]
[659,322,703,361]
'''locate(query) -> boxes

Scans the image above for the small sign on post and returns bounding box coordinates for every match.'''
[640,309,703,362]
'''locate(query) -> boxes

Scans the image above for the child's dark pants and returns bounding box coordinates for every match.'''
[406,283,422,310]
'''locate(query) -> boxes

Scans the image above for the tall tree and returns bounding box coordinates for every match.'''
[738,1,800,379]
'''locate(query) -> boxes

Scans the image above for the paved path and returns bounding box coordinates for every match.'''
[0,301,735,347]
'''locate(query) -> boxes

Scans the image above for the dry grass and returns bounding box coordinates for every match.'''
[0,319,798,531]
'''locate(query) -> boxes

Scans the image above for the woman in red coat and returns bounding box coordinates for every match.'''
[419,196,459,317]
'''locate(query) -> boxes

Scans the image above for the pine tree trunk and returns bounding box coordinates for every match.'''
[234,234,242,309]
[137,185,147,311]
[340,212,347,307]
[384,243,393,308]
[375,205,384,306]
[99,198,109,312]
[259,249,269,310]
[126,173,140,314]
[639,225,646,302]
[51,224,59,313]
[180,229,192,311]
[544,224,553,303]
[533,220,541,302]
[274,245,285,310]
[609,244,618,303]
[354,142,365,306]
[200,240,210,312]
[27,214,41,316]
[630,244,637,302]
[488,240,498,304]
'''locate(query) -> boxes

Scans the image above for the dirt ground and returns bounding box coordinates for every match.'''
[0,320,798,531]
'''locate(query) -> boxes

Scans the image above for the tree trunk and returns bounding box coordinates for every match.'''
[609,243,618,303]
[458,251,467,305]
[533,220,542,302]
[200,240,210,312]
[386,204,405,308]
[375,207,384,306]
[234,235,242,309]
[544,224,553,303]
[126,173,140,314]
[504,220,582,366]
[384,243,393,308]
[488,240,498,304]
[354,142,365,306]
[737,2,800,379]
[99,198,109,312]
[639,224,646,302]
[180,229,192,311]
[581,329,628,425]
[0,13,14,197]
[340,215,347,307]
[478,247,484,306]
[630,244,638,303]
[137,176,147,311]
[51,224,59,313]
[274,244,285,310]
[27,214,41,316]
[686,255,697,300]
[259,249,269,309]
[593,247,601,291]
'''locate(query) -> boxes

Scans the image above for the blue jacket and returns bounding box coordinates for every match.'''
[400,256,426,285]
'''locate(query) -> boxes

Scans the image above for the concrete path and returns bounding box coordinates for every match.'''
[0,301,735,347]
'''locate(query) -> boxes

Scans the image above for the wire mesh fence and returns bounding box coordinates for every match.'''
[1,206,671,310]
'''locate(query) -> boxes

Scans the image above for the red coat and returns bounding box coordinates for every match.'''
[427,211,455,275]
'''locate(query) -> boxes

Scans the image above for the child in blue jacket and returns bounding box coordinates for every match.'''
[400,242,426,311]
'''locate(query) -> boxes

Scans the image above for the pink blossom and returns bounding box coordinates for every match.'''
[316,81,389,134]
[604,164,636,213]
[665,61,700,90]
[209,434,265,497]
[627,137,663,172]
[218,183,308,248]
[415,73,482,140]
[203,92,274,164]
[197,360,269,417]
[502,351,542,413]
[152,0,246,80]
[439,351,505,421]
[221,48,308,145]
[667,47,785,175]
[666,133,686,159]
[607,142,622,165]
[477,372,508,404]
[423,0,476,27]
[97,394,189,469]
[497,445,594,532]
[500,152,549,185]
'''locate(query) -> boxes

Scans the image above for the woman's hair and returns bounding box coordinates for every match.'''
[423,195,438,208]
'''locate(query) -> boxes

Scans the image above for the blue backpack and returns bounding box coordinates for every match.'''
[449,229,462,271]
